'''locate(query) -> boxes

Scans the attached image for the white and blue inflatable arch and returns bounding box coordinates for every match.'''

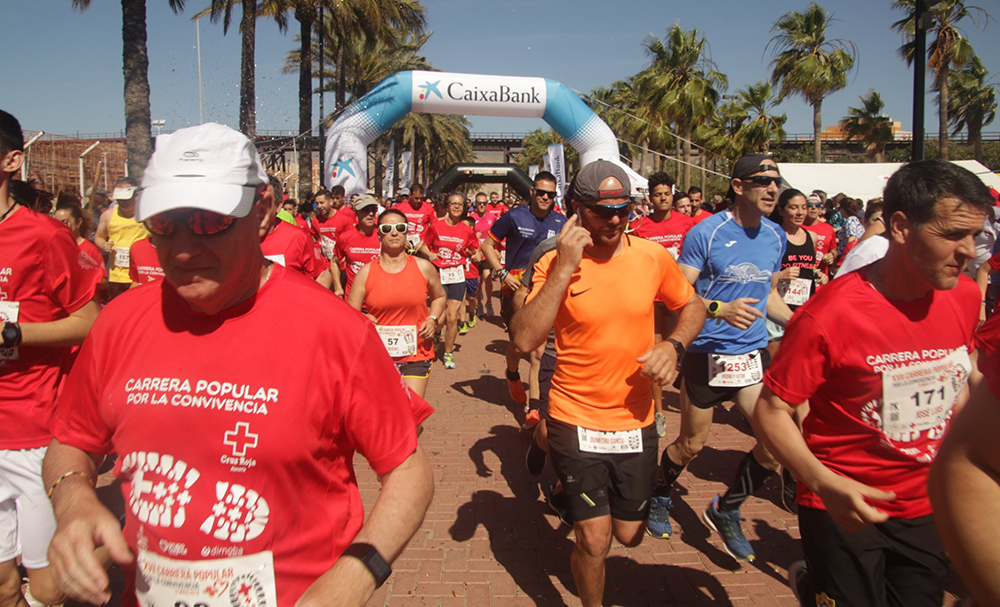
[324,70,646,196]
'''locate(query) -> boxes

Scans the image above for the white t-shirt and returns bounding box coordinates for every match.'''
[836,235,889,278]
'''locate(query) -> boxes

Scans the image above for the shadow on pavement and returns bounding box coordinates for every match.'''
[451,376,525,421]
[750,518,803,587]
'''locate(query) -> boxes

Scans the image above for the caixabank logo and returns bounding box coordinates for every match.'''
[411,71,546,117]
[444,81,542,104]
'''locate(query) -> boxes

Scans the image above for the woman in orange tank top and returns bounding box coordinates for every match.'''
[348,208,446,398]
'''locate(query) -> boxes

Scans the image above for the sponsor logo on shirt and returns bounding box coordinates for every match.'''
[123,377,278,416]
[717,262,772,285]
[200,481,270,543]
[724,240,738,247]
[222,422,259,473]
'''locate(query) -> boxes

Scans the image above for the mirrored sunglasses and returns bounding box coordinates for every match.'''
[144,209,237,237]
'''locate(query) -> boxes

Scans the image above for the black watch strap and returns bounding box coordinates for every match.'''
[2,322,21,348]
[342,543,391,588]
[666,338,685,364]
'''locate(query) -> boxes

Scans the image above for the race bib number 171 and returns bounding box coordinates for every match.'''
[881,347,971,436]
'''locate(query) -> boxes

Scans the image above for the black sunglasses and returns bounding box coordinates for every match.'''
[578,200,632,220]
[742,176,782,187]
[535,189,558,199]
[145,209,237,237]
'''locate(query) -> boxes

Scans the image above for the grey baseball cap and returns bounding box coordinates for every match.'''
[567,159,630,202]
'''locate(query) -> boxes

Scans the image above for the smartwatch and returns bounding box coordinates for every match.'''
[341,543,392,588]
[707,300,722,319]
[1,322,21,348]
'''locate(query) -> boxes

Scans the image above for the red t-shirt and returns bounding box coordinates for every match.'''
[261,221,324,279]
[803,221,837,278]
[334,227,380,295]
[470,211,495,243]
[51,265,423,606]
[690,209,713,225]
[764,271,979,518]
[422,220,480,269]
[128,238,164,285]
[393,200,435,243]
[0,207,102,448]
[78,239,106,279]
[310,211,354,260]
[485,203,507,221]
[294,215,310,232]
[975,312,1000,398]
[631,211,694,259]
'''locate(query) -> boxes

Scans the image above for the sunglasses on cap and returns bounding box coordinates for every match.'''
[578,200,632,220]
[742,175,781,187]
[378,223,408,235]
[535,189,558,199]
[145,209,237,237]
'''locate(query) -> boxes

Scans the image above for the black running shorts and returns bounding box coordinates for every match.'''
[678,349,771,410]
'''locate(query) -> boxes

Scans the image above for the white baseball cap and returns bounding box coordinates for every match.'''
[137,123,268,222]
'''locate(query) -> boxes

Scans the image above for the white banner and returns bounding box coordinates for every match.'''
[528,165,539,180]
[548,143,566,205]
[542,153,551,173]
[400,151,412,189]
[410,70,547,118]
[382,139,395,198]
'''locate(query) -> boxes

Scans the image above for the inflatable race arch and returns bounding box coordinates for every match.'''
[323,70,643,196]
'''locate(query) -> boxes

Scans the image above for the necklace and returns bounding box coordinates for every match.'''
[0,201,17,225]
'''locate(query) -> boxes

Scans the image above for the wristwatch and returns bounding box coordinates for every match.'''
[1,322,21,348]
[341,543,392,588]
[665,338,686,364]
[707,300,722,319]
[428,315,438,323]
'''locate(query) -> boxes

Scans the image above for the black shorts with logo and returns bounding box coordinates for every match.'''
[678,349,771,410]
[546,418,658,522]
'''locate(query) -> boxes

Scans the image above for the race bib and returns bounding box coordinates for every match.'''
[0,301,19,361]
[708,351,763,388]
[319,236,335,260]
[377,325,418,358]
[667,247,680,261]
[439,266,464,285]
[263,254,286,267]
[777,277,812,307]
[577,426,643,454]
[135,549,278,607]
[881,347,971,436]
[114,247,131,269]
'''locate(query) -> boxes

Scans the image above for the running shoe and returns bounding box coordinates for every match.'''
[506,371,527,404]
[468,314,477,328]
[646,495,674,539]
[443,352,456,369]
[780,467,799,515]
[476,304,484,318]
[486,302,495,317]
[546,484,572,527]
[525,437,546,475]
[521,408,540,430]
[655,411,667,438]
[703,496,755,562]
[459,321,470,335]
[787,560,808,604]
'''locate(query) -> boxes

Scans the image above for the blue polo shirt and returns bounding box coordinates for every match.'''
[488,206,565,271]
[678,210,786,355]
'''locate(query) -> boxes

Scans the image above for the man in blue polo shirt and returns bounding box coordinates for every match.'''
[482,171,565,425]
[645,154,793,562]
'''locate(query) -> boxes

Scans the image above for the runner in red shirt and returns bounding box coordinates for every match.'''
[469,193,497,318]
[259,178,331,288]
[0,110,102,607]
[486,191,507,221]
[416,192,481,369]
[333,195,381,297]
[754,160,993,607]
[42,123,433,607]
[127,238,165,286]
[393,184,435,250]
[54,200,106,281]
[688,187,713,225]
[309,187,354,262]
[802,193,837,283]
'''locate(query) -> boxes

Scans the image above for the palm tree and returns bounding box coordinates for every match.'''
[947,55,997,163]
[72,0,187,180]
[694,100,749,162]
[517,129,579,174]
[768,2,857,162]
[587,78,664,173]
[840,90,894,162]
[639,22,727,189]
[736,81,787,154]
[892,0,990,160]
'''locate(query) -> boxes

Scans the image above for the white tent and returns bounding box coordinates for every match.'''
[778,160,1000,201]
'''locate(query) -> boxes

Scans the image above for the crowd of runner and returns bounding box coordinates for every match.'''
[3,108,1000,607]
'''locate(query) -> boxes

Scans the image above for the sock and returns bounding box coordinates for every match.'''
[719,451,774,512]
[506,369,521,382]
[653,451,687,498]
[527,398,540,412]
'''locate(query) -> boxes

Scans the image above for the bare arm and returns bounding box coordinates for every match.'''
[296,447,434,607]
[315,268,333,289]
[93,210,113,254]
[679,264,764,330]
[929,383,1000,606]
[977,261,995,323]
[637,294,706,385]
[481,236,519,291]
[20,298,99,347]
[346,264,370,312]
[330,256,344,297]
[766,272,794,325]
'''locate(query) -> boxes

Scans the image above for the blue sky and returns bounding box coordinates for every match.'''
[4,0,998,140]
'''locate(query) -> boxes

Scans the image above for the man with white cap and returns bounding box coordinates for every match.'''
[95,176,150,299]
[42,123,434,607]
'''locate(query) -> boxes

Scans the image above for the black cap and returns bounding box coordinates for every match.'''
[568,159,631,202]
[731,153,778,180]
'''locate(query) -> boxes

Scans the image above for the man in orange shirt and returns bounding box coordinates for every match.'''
[511,160,705,607]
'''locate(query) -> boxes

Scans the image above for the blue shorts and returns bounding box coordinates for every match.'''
[465,278,479,298]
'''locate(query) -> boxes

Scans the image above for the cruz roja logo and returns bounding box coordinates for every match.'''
[418,80,443,100]
[446,82,541,104]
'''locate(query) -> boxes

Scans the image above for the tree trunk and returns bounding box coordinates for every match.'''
[296,5,315,200]
[674,131,681,182]
[336,41,347,112]
[682,124,692,191]
[239,0,256,138]
[121,0,153,180]
[938,71,949,161]
[972,123,983,164]
[812,99,822,163]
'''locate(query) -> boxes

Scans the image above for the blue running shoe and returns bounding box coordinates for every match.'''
[703,496,755,561]
[646,495,673,538]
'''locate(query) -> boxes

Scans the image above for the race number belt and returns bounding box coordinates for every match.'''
[0,301,19,361]
[376,325,418,358]
[114,247,131,269]
[707,351,764,388]
[880,347,971,436]
[777,277,811,307]
[135,549,278,607]
[439,266,464,285]
[577,426,643,454]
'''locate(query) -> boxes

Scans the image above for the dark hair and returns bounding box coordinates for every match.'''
[839,197,862,217]
[312,189,330,202]
[0,109,24,157]
[778,188,806,212]
[475,191,487,200]
[55,200,94,236]
[330,185,345,197]
[379,208,407,223]
[297,201,313,215]
[534,171,557,186]
[57,187,82,207]
[410,183,424,196]
[647,172,675,192]
[674,192,690,203]
[687,186,702,196]
[461,216,475,227]
[884,160,993,226]
[268,175,283,202]
[11,180,53,212]
[864,201,884,222]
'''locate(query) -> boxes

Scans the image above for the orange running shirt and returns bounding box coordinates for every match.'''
[527,236,695,431]
[363,256,433,363]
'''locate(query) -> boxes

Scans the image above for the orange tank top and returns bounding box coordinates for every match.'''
[365,256,433,362]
